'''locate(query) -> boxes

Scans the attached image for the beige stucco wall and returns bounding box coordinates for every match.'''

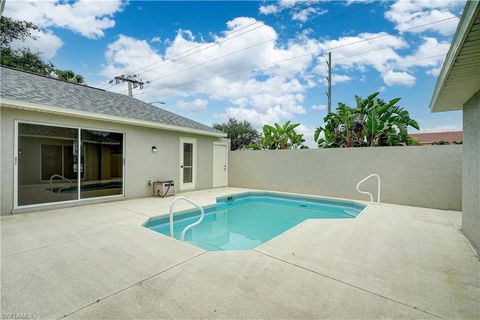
[229,145,462,210]
[462,90,480,252]
[0,107,224,215]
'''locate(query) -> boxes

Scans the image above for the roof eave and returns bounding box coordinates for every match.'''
[429,0,480,112]
[0,98,227,138]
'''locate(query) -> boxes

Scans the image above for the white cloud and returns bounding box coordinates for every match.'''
[4,0,125,39]
[332,74,352,84]
[317,32,409,71]
[259,0,305,15]
[393,37,449,75]
[176,98,208,112]
[10,29,63,60]
[151,36,162,43]
[292,7,327,22]
[426,66,442,76]
[345,0,375,5]
[313,32,410,85]
[103,35,164,77]
[312,32,447,86]
[103,17,317,126]
[259,4,279,15]
[385,0,464,36]
[383,70,416,87]
[279,0,299,7]
[101,12,454,124]
[311,104,327,111]
[223,106,294,127]
[296,124,316,147]
[259,0,326,23]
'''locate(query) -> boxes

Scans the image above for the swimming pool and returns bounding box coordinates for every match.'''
[145,192,365,251]
[49,181,122,193]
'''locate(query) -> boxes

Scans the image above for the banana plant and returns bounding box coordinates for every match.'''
[314,92,419,148]
[250,121,308,150]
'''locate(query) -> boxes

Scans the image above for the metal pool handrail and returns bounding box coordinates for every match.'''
[169,196,205,241]
[49,174,73,192]
[356,174,381,204]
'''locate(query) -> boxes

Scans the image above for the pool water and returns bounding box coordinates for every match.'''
[49,181,122,193]
[145,193,365,251]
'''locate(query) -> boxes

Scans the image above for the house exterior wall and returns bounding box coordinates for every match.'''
[462,91,480,253]
[228,145,462,210]
[0,107,223,215]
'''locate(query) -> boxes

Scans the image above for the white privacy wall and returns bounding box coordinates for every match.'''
[462,91,480,252]
[228,145,462,210]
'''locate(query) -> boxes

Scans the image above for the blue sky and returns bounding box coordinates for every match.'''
[5,0,465,146]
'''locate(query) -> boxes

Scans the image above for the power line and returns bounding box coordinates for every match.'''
[97,22,265,90]
[100,15,272,89]
[101,2,376,89]
[134,52,446,97]
[109,23,263,82]
[136,24,267,76]
[133,17,454,96]
[333,74,438,95]
[140,16,457,86]
[135,2,375,77]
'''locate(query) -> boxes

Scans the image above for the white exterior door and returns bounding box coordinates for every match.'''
[213,142,228,188]
[179,137,197,191]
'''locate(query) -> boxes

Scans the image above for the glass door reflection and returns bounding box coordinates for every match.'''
[80,130,123,199]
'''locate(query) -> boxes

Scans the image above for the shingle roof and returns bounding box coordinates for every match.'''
[0,66,224,136]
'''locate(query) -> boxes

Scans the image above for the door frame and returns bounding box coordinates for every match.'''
[213,141,228,188]
[13,120,126,210]
[179,137,197,191]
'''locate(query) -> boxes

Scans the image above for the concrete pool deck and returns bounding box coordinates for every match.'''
[1,187,479,319]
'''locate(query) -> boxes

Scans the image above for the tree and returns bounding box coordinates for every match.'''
[213,118,260,150]
[55,69,85,84]
[0,16,85,83]
[0,16,38,48]
[314,92,419,148]
[1,48,54,75]
[251,121,308,150]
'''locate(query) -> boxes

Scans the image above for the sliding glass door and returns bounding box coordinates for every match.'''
[17,123,79,206]
[80,130,123,199]
[16,122,124,208]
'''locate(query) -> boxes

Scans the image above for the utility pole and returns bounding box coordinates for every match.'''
[0,0,6,16]
[326,52,332,113]
[109,74,149,97]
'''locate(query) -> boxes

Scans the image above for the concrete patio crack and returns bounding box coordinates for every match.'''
[254,249,448,320]
[58,251,207,319]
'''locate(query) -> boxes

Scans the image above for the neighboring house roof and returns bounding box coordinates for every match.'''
[409,131,463,144]
[0,66,226,137]
[429,1,480,112]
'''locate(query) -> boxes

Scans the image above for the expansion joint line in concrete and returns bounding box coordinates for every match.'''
[2,238,84,259]
[59,251,207,319]
[254,249,447,320]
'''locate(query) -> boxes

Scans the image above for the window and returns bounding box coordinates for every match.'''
[16,122,124,208]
